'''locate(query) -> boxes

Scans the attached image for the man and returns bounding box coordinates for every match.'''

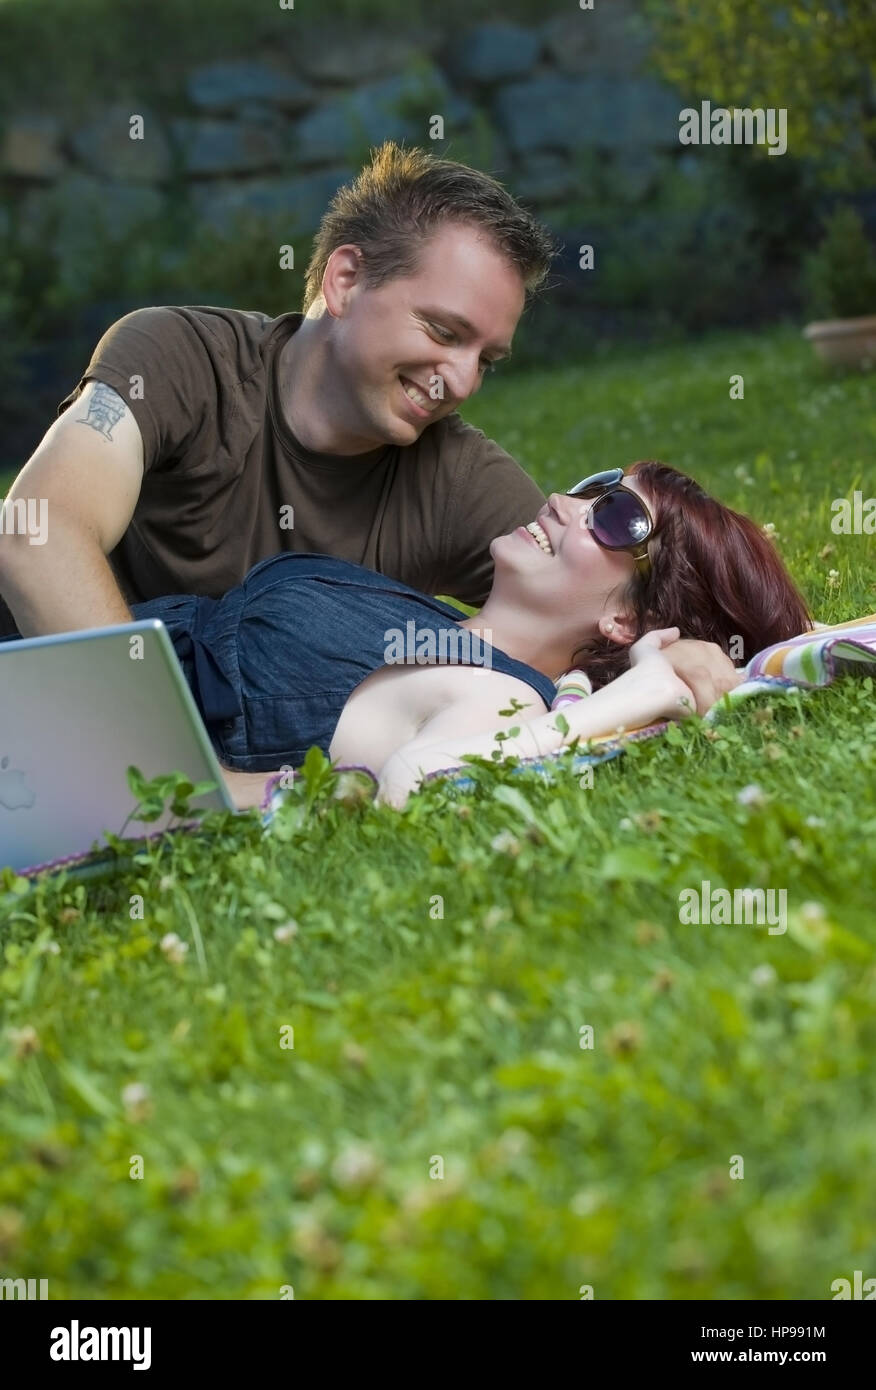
[0,140,738,739]
[0,141,554,638]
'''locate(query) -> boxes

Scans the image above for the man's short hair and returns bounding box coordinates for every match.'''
[302,140,557,313]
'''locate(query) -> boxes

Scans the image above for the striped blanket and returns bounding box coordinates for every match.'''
[10,614,876,881]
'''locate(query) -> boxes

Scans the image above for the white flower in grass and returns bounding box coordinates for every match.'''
[737,783,766,807]
[805,815,825,829]
[750,964,777,988]
[800,901,826,923]
[121,1082,152,1120]
[9,1024,40,1058]
[331,1143,381,1191]
[273,921,299,944]
[827,569,840,588]
[491,830,521,857]
[160,932,188,964]
[762,522,779,540]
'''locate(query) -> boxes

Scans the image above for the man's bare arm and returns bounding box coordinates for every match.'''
[661,639,742,714]
[0,379,145,636]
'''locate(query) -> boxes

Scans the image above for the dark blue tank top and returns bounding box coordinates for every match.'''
[133,553,557,773]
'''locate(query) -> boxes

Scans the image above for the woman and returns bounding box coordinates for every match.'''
[130,462,811,808]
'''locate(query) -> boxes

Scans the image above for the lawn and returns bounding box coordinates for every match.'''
[1,322,874,1299]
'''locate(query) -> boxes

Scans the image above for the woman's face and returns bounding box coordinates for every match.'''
[490,477,651,640]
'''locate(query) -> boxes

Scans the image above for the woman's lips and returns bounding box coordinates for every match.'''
[517,523,554,555]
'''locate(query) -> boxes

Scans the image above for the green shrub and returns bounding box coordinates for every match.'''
[124,211,308,319]
[646,0,876,192]
[802,205,876,320]
[591,156,761,332]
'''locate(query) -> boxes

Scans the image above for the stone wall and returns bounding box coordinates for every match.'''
[0,3,682,299]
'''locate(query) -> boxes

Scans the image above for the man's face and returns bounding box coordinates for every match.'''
[327,222,526,446]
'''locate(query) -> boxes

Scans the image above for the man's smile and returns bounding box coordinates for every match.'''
[399,375,439,416]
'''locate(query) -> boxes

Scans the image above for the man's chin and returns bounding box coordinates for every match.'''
[385,409,427,444]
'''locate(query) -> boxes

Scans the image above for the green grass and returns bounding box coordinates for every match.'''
[1,323,875,1299]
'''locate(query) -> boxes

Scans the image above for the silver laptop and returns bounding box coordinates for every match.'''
[0,620,236,873]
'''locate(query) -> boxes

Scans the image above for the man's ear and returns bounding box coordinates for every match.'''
[322,244,364,316]
[597,610,637,647]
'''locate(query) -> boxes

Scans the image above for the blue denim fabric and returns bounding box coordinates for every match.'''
[136,554,559,772]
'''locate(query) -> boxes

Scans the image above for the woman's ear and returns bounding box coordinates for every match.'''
[597,610,637,647]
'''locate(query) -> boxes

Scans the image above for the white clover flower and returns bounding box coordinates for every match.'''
[160,932,188,963]
[9,1024,40,1058]
[122,1082,151,1110]
[750,964,777,988]
[491,831,521,856]
[331,1143,381,1190]
[737,783,766,807]
[273,921,299,944]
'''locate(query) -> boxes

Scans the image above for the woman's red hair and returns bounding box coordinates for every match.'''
[574,460,812,687]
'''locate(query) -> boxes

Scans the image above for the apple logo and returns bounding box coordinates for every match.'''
[0,755,36,811]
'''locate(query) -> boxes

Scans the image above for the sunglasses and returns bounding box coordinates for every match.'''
[565,468,654,579]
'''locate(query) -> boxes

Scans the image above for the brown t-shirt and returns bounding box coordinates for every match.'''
[4,305,545,631]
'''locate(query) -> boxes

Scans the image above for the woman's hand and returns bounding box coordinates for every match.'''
[376,745,456,809]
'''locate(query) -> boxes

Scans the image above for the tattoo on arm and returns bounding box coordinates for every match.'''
[76,381,127,441]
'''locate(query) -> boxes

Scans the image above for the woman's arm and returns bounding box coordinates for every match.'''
[377,629,693,807]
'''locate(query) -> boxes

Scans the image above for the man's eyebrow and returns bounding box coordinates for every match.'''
[420,308,513,358]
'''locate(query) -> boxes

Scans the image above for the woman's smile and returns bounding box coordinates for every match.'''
[517,519,555,555]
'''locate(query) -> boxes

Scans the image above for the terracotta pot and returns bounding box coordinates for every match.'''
[803,314,876,369]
